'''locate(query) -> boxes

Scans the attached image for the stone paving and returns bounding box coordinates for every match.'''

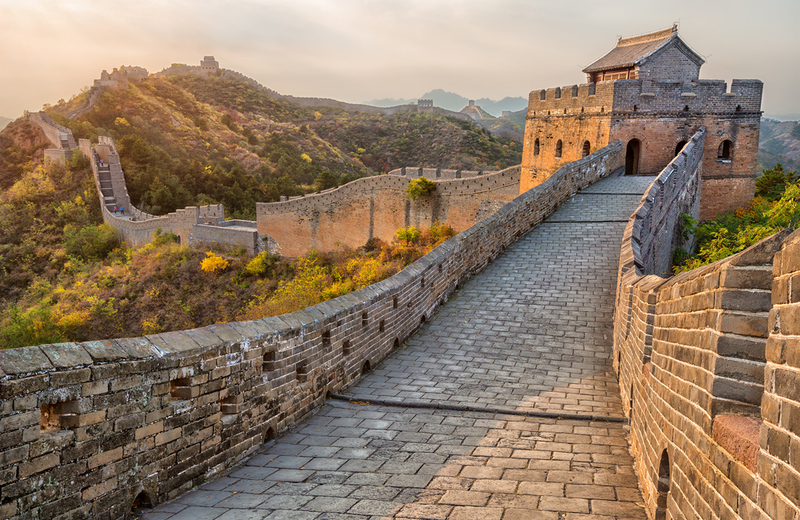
[144,173,656,520]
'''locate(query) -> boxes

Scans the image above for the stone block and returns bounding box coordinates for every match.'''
[719,312,768,338]
[61,410,106,428]
[0,347,52,375]
[40,343,93,368]
[114,337,157,359]
[18,452,59,479]
[719,289,771,312]
[80,340,130,362]
[88,447,123,470]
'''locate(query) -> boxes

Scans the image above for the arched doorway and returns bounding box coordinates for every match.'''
[625,139,640,175]
[656,450,671,520]
[674,140,687,157]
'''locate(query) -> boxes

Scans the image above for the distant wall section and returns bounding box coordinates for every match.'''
[257,166,521,257]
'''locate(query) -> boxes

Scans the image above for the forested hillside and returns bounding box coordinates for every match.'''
[0,71,518,348]
[36,73,520,218]
[759,118,800,172]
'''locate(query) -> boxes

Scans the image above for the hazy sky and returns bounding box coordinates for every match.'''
[1,0,798,119]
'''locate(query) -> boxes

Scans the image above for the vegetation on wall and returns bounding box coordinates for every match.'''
[674,164,799,272]
[405,176,436,200]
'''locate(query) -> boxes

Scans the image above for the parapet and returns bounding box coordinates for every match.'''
[526,78,763,117]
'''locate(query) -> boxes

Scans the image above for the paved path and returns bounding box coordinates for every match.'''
[144,173,656,520]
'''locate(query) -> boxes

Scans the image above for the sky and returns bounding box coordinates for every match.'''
[1,0,798,119]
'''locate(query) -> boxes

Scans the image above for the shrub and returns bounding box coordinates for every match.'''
[200,251,229,273]
[756,164,798,201]
[63,223,119,262]
[245,251,279,277]
[405,176,436,200]
[395,225,420,244]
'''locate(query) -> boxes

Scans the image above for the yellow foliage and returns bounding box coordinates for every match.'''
[314,111,322,120]
[200,251,229,273]
[300,153,312,163]
[141,317,162,335]
[114,117,131,128]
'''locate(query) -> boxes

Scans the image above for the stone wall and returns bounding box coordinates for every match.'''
[257,166,522,257]
[0,141,623,520]
[614,126,800,519]
[79,135,270,256]
[28,112,76,164]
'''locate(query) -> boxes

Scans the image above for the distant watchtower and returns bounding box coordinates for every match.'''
[200,56,220,76]
[520,25,762,220]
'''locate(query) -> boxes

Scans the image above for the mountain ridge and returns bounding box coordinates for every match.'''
[366,89,527,116]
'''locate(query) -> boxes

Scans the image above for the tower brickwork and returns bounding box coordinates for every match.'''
[521,27,762,220]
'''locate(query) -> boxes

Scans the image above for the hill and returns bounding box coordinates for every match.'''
[0,68,521,347]
[366,89,527,115]
[759,118,800,171]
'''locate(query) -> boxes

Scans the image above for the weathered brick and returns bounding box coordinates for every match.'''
[156,428,182,446]
[61,410,106,428]
[82,477,117,501]
[18,452,59,479]
[82,380,109,396]
[88,447,123,470]
[135,421,164,440]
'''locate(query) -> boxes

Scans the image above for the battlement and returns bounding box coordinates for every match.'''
[527,79,763,117]
[258,166,522,256]
[527,82,615,116]
[387,166,494,179]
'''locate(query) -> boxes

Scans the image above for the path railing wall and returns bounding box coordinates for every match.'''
[0,142,623,519]
[614,125,800,519]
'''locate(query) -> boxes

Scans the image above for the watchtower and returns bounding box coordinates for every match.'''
[200,56,220,76]
[520,26,762,220]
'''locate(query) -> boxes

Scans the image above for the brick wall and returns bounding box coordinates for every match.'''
[636,43,701,83]
[614,123,800,518]
[257,166,522,257]
[0,142,622,520]
[760,230,800,517]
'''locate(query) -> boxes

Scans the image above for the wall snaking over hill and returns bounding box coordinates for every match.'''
[0,141,623,520]
[614,125,800,519]
[257,165,521,257]
[75,134,273,256]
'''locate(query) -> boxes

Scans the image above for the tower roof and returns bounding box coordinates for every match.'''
[582,25,704,74]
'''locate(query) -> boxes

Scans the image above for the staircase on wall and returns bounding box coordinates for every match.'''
[96,158,117,212]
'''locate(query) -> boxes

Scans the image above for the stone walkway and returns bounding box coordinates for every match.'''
[144,173,656,520]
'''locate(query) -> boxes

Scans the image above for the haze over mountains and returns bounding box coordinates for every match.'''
[0,117,11,131]
[366,89,527,117]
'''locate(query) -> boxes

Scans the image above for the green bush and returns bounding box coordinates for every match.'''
[756,164,798,201]
[405,177,436,200]
[63,223,119,262]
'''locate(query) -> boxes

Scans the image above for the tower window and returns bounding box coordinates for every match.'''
[582,141,590,157]
[555,140,563,158]
[533,138,540,156]
[718,140,732,160]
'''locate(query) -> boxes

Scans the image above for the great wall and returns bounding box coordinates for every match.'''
[2,30,799,519]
